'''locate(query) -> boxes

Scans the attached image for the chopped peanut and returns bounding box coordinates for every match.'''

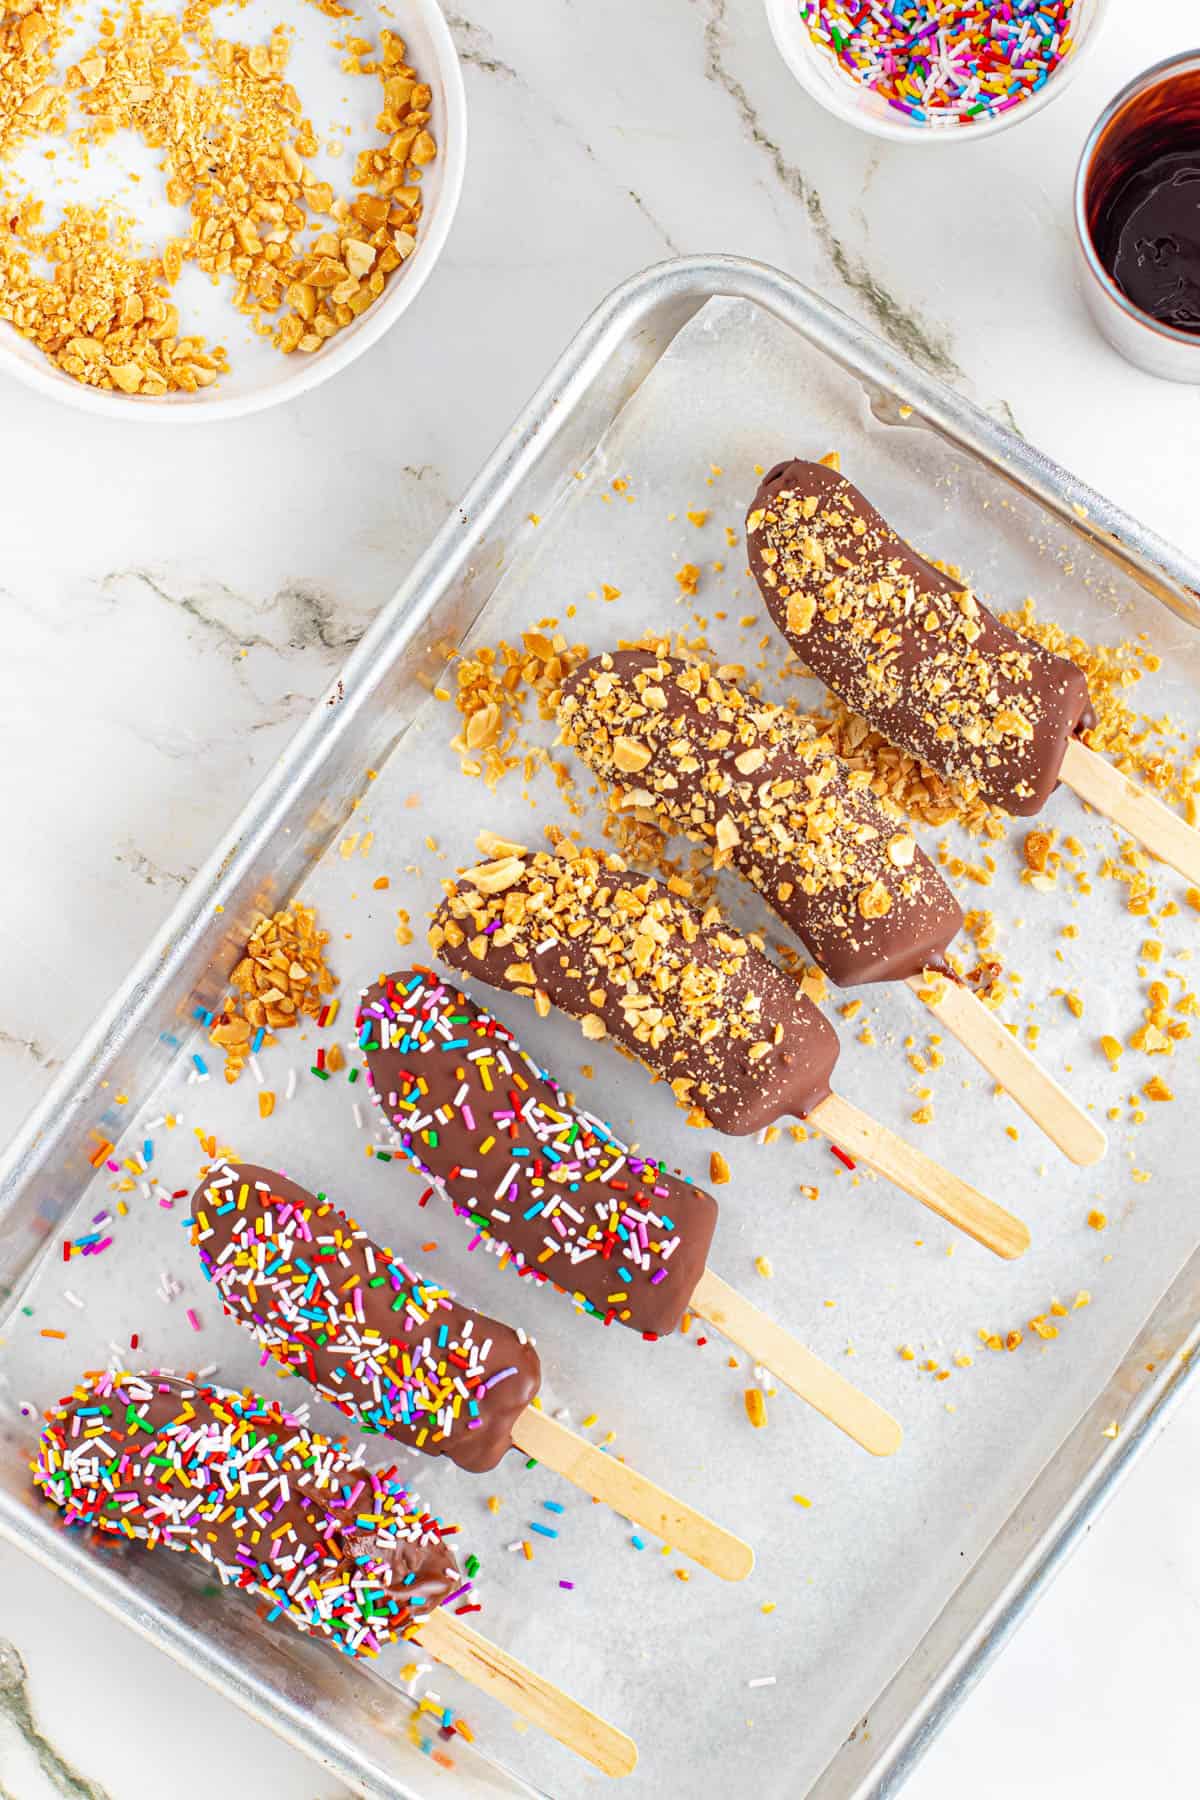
[743,1388,768,1428]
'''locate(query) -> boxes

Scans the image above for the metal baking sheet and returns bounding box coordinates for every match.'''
[2,257,1198,1800]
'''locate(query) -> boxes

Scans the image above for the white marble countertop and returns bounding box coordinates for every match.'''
[2,1,1197,1795]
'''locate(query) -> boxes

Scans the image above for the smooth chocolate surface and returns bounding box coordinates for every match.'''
[193,1161,540,1473]
[430,843,841,1136]
[1097,149,1200,332]
[357,970,717,1337]
[32,1372,462,1651]
[560,649,962,987]
[747,460,1094,816]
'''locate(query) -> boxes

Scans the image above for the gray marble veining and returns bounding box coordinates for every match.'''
[0,1643,109,1800]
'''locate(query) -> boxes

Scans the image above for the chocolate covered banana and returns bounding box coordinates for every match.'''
[356,973,906,1451]
[431,844,839,1136]
[556,648,1106,1168]
[430,844,1029,1257]
[193,1161,540,1473]
[33,1371,461,1651]
[560,648,961,987]
[33,1370,640,1773]
[746,458,1200,891]
[746,458,1093,816]
[193,1157,754,1574]
[357,970,719,1331]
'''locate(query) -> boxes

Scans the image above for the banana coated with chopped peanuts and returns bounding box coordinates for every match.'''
[560,648,964,987]
[747,459,1094,816]
[737,467,1115,1167]
[430,836,841,1136]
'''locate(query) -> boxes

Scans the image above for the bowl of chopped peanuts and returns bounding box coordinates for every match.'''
[0,0,466,418]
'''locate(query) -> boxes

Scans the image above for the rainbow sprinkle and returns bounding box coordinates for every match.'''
[798,0,1078,126]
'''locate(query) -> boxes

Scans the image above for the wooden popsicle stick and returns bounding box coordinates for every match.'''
[416,1607,638,1777]
[1060,736,1200,886]
[688,1267,902,1457]
[510,1405,753,1582]
[906,971,1106,1167]
[807,1091,1030,1260]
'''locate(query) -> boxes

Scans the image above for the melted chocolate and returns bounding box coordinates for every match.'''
[560,649,963,987]
[33,1372,461,1650]
[1095,149,1200,331]
[192,1161,540,1473]
[430,845,841,1136]
[747,461,1094,816]
[357,970,717,1337]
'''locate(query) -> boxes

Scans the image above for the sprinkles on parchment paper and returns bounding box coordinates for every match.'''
[355,970,717,1338]
[31,1371,465,1655]
[798,0,1079,126]
[192,1161,539,1473]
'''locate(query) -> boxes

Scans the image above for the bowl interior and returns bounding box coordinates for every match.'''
[764,0,1105,144]
[0,0,465,419]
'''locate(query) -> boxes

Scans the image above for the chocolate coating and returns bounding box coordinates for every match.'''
[747,460,1094,816]
[357,970,717,1337]
[32,1372,461,1651]
[430,843,841,1136]
[192,1161,540,1473]
[560,649,963,987]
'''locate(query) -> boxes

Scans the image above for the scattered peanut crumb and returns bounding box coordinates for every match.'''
[447,631,590,788]
[744,1388,768,1428]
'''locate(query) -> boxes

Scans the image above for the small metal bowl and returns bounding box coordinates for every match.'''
[1075,51,1200,382]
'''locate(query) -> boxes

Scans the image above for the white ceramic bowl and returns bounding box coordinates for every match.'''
[763,0,1107,144]
[0,0,466,421]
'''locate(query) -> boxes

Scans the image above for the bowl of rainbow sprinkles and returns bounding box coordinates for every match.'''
[764,0,1109,142]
